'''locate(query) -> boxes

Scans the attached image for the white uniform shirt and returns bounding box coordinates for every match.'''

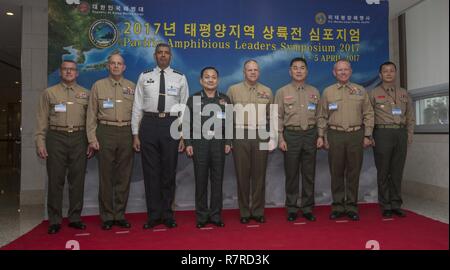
[131,66,189,135]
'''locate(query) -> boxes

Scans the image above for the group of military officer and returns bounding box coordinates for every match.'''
[35,42,415,234]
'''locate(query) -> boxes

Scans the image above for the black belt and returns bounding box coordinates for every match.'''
[285,125,316,131]
[375,124,405,129]
[144,112,178,118]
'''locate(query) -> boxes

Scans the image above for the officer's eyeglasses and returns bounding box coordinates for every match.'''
[61,67,77,72]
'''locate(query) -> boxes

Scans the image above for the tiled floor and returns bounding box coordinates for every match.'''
[0,168,448,248]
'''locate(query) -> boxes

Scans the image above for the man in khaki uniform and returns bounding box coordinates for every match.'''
[87,52,136,230]
[370,61,415,218]
[227,59,275,224]
[35,60,92,234]
[317,59,374,221]
[275,57,321,222]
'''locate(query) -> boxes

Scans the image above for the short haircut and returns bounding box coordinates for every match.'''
[107,51,124,63]
[333,58,351,69]
[290,57,308,68]
[61,59,77,68]
[243,59,258,70]
[154,43,171,54]
[379,61,397,73]
[200,66,219,78]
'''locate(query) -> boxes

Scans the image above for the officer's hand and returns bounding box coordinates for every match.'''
[371,138,376,147]
[363,137,372,148]
[133,136,141,152]
[178,139,185,153]
[37,146,48,159]
[316,137,324,149]
[279,141,288,152]
[324,138,330,150]
[225,145,231,154]
[89,141,100,151]
[268,139,277,152]
[86,146,95,159]
[186,146,194,157]
[407,135,413,145]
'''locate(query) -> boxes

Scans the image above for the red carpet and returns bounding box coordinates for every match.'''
[2,204,448,250]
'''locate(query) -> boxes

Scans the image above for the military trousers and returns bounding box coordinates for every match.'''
[192,139,226,223]
[373,127,408,211]
[96,124,134,222]
[139,115,179,221]
[232,129,269,218]
[283,128,317,214]
[46,130,87,225]
[327,129,364,213]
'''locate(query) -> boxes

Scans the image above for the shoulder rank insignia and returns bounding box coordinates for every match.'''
[173,69,184,76]
[143,69,152,74]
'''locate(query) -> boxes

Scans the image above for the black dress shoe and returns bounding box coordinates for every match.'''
[347,211,360,221]
[102,220,114,230]
[68,221,86,230]
[240,217,250,224]
[287,213,297,222]
[382,210,393,218]
[143,219,161,229]
[115,220,131,228]
[210,220,225,227]
[164,219,177,228]
[302,212,316,221]
[392,209,406,217]
[329,211,344,220]
[48,224,61,234]
[196,222,206,228]
[252,216,266,223]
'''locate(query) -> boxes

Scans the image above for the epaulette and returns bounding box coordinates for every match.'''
[173,69,184,76]
[143,69,152,74]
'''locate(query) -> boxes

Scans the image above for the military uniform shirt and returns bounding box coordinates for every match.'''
[35,83,89,148]
[275,83,320,143]
[131,66,189,135]
[227,81,273,129]
[317,82,374,137]
[86,77,136,143]
[369,84,415,139]
[184,90,232,147]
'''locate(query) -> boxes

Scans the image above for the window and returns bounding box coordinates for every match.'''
[410,83,449,133]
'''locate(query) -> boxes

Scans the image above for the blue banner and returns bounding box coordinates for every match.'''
[49,0,388,93]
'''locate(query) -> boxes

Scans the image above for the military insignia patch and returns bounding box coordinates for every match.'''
[76,92,89,99]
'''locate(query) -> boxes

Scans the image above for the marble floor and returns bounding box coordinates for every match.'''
[0,167,448,248]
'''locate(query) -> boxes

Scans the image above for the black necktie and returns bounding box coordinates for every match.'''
[158,70,165,112]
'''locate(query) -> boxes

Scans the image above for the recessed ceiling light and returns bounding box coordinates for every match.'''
[15,81,20,84]
[6,12,14,16]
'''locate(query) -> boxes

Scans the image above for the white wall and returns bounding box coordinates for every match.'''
[405,0,449,90]
[17,0,48,204]
[400,0,449,203]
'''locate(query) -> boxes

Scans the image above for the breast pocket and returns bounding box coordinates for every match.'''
[75,98,88,111]
[123,95,134,115]
[283,100,296,115]
[143,82,157,98]
[349,94,364,110]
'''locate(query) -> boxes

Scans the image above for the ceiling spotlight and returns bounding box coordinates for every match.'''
[6,12,14,16]
[15,81,20,84]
